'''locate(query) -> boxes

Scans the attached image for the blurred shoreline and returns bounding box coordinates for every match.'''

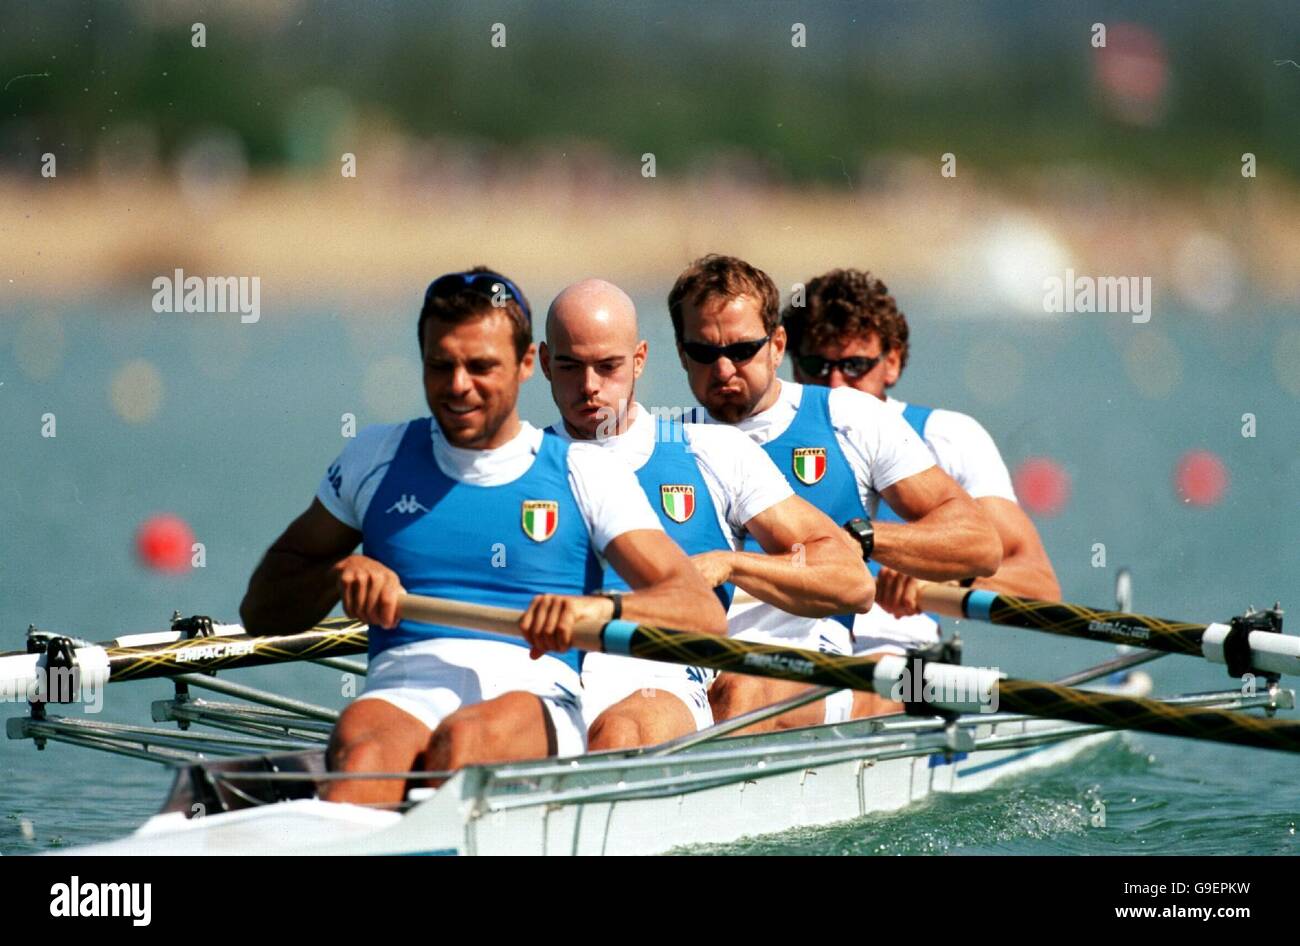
[4,171,1298,314]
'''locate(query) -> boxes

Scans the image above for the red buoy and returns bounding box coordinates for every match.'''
[136,514,195,574]
[1174,450,1228,507]
[1013,457,1071,518]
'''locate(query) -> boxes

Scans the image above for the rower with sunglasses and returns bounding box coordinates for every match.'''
[240,267,726,805]
[538,279,873,744]
[784,269,1060,699]
[669,255,1002,724]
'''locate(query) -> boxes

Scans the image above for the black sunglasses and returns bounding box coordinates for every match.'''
[796,353,883,379]
[681,334,771,365]
[424,271,532,325]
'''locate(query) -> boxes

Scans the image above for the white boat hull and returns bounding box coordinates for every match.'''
[62,704,1127,856]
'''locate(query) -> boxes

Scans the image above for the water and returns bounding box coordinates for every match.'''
[1,298,1297,854]
[675,739,1300,856]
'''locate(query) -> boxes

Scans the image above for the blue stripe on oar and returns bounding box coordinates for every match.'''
[601,620,639,656]
[965,589,997,622]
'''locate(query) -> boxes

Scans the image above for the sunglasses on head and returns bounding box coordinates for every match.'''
[796,353,883,379]
[680,334,771,365]
[424,271,532,325]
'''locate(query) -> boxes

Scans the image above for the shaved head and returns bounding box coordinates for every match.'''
[540,279,647,440]
[545,279,639,350]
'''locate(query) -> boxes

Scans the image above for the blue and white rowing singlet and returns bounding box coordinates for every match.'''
[362,419,602,670]
[742,384,870,629]
[599,417,734,611]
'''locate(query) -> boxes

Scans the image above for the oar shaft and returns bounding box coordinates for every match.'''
[919,584,1207,653]
[995,679,1300,754]
[108,618,368,682]
[0,618,368,692]
[399,594,1300,755]
[919,585,1300,676]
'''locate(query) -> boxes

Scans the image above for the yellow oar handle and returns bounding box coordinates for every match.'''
[397,593,609,650]
[916,582,969,618]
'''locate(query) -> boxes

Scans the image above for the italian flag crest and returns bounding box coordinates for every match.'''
[521,500,559,542]
[792,447,827,485]
[660,484,696,523]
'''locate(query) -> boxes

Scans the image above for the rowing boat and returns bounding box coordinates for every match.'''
[3,583,1293,856]
[60,674,1168,856]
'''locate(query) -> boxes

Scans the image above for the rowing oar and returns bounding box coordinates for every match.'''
[400,593,1300,755]
[0,618,367,694]
[917,585,1297,679]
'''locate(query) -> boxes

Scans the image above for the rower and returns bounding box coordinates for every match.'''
[539,279,873,744]
[668,255,1002,723]
[783,268,1060,716]
[239,267,726,804]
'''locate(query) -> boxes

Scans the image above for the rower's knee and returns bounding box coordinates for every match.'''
[426,714,483,772]
[588,713,643,752]
[330,735,387,774]
[709,673,760,721]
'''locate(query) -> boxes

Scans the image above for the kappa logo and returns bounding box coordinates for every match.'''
[660,484,695,523]
[386,494,430,515]
[521,500,559,541]
[792,447,827,485]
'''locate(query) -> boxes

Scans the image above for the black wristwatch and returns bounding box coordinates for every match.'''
[843,517,874,560]
[599,592,623,620]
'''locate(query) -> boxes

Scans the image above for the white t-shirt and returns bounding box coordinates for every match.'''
[690,381,936,646]
[888,397,1017,502]
[854,397,1019,651]
[546,403,794,550]
[316,419,663,553]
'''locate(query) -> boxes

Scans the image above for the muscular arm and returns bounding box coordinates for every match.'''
[873,467,1002,581]
[603,529,729,635]
[239,499,364,635]
[703,496,874,617]
[970,496,1060,599]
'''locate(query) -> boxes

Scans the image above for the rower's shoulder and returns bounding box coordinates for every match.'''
[922,406,1001,449]
[563,437,635,478]
[825,385,907,433]
[356,418,418,441]
[826,384,895,415]
[329,420,412,464]
[681,420,757,454]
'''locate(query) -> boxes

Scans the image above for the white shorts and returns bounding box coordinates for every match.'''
[356,638,586,757]
[852,605,940,656]
[731,620,854,724]
[733,618,853,656]
[580,651,714,732]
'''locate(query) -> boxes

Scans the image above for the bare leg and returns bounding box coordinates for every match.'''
[850,690,904,718]
[423,690,556,783]
[588,689,700,751]
[326,699,433,805]
[709,673,831,735]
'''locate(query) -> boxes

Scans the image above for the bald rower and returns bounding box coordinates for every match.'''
[540,279,874,746]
